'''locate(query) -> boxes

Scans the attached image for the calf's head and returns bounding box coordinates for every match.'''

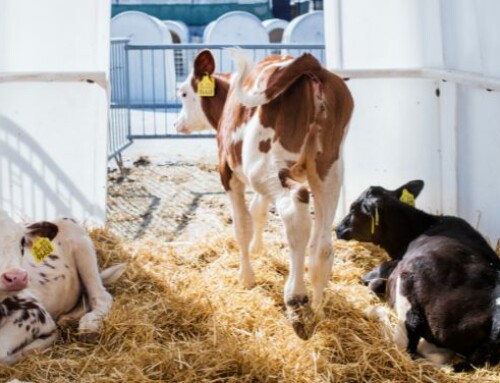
[336,180,424,244]
[174,50,223,134]
[0,210,58,298]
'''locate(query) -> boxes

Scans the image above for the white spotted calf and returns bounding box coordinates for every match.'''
[0,210,125,364]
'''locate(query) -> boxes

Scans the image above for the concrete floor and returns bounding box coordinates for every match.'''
[116,137,218,167]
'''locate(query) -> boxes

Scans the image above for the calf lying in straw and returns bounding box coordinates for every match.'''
[336,180,500,371]
[0,209,125,364]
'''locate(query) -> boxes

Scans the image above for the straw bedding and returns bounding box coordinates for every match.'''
[2,161,500,382]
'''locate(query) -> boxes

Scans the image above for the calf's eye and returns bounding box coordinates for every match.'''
[20,237,26,256]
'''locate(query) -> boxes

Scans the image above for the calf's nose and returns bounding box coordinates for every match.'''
[2,269,29,291]
[335,225,352,240]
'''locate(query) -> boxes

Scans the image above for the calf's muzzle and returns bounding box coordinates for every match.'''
[1,268,29,291]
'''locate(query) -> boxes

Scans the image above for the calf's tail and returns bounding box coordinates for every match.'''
[229,48,323,108]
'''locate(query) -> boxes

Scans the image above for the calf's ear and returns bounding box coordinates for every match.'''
[362,196,382,229]
[393,180,424,201]
[24,222,59,245]
[193,49,215,78]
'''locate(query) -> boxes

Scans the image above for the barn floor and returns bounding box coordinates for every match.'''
[3,145,500,382]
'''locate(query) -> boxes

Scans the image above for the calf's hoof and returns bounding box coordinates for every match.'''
[58,315,80,329]
[78,330,100,344]
[286,295,316,340]
[78,312,102,338]
[250,240,263,254]
[238,268,256,289]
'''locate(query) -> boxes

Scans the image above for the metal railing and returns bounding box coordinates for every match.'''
[108,42,326,156]
[109,38,132,160]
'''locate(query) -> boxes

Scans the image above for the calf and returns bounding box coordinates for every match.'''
[0,209,125,364]
[336,181,500,370]
[174,49,353,339]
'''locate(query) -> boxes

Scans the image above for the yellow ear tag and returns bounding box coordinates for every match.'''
[31,237,55,263]
[371,207,380,235]
[400,188,415,207]
[197,74,215,97]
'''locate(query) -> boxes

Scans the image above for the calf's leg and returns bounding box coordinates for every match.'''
[455,286,500,371]
[275,183,313,340]
[227,177,256,288]
[393,276,424,358]
[249,193,270,254]
[308,159,342,310]
[71,235,113,335]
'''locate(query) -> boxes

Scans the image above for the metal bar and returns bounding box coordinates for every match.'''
[108,39,500,162]
[112,103,182,109]
[126,43,326,50]
[107,140,133,161]
[108,38,133,160]
[151,48,157,135]
[111,37,130,43]
[121,43,127,146]
[117,43,125,148]
[125,41,132,141]
[332,67,500,92]
[130,134,216,139]
[140,49,145,136]
[0,72,108,91]
[162,48,168,135]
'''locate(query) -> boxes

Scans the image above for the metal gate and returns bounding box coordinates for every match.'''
[109,38,132,161]
[108,41,325,160]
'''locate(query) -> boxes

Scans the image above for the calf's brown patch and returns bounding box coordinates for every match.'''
[26,222,59,241]
[296,187,309,204]
[259,138,272,153]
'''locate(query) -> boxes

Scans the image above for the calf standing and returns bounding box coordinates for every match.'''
[175,49,353,339]
[336,181,500,370]
[0,209,124,364]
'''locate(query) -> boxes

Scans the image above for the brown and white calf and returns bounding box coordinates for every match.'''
[174,49,353,339]
[0,209,125,364]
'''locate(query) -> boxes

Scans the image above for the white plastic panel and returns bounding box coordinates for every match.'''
[440,0,500,78]
[473,0,500,78]
[0,0,109,225]
[204,11,269,72]
[111,11,177,103]
[325,0,500,241]
[339,0,425,69]
[0,82,108,223]
[282,11,324,64]
[0,0,109,72]
[338,78,442,220]
[456,87,500,241]
[439,0,482,75]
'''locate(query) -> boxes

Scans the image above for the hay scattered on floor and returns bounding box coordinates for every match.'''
[3,227,500,383]
[3,162,500,382]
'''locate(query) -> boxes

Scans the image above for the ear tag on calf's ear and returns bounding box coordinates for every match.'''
[31,237,55,263]
[197,74,215,97]
[371,207,380,235]
[400,188,415,207]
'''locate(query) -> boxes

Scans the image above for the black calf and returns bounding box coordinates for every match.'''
[337,180,500,370]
